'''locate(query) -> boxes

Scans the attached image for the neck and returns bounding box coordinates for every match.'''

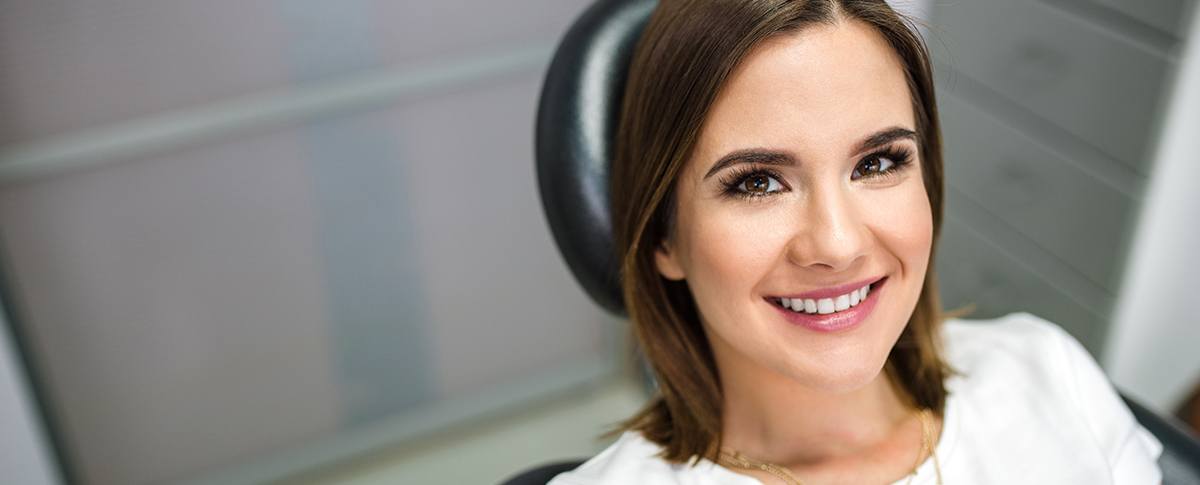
[718,355,912,466]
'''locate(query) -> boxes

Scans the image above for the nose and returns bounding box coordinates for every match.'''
[785,184,870,273]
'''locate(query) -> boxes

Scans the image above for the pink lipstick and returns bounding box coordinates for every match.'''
[768,277,887,333]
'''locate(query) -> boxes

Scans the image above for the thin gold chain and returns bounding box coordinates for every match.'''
[716,409,942,485]
[719,449,806,485]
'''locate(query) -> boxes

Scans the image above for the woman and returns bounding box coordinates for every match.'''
[550,0,1163,483]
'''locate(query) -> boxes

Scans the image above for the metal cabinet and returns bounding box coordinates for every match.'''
[938,94,1138,292]
[937,215,1110,353]
[932,0,1176,174]
[1091,0,1194,36]
[929,0,1189,360]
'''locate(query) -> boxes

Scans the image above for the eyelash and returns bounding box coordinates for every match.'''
[718,146,915,200]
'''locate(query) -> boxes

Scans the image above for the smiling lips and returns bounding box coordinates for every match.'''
[771,276,886,315]
[767,277,887,333]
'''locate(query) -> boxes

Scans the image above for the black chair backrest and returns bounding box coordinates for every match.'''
[1123,395,1200,484]
[499,460,587,485]
[535,0,657,316]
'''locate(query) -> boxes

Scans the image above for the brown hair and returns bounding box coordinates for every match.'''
[609,0,951,464]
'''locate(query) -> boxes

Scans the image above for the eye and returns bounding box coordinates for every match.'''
[852,147,913,181]
[858,157,894,176]
[738,173,783,194]
[715,166,792,199]
[718,167,788,200]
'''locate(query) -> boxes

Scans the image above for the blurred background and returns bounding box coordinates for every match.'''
[0,1,1197,484]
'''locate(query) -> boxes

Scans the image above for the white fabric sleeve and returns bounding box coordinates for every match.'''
[1042,317,1163,484]
[546,474,586,485]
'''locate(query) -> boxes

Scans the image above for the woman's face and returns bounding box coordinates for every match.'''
[655,20,933,393]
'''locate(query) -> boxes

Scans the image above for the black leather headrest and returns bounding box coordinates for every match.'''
[535,0,658,316]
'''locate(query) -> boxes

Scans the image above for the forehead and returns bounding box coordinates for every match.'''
[694,19,915,162]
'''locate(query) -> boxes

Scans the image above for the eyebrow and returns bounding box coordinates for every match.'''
[702,126,918,180]
[703,149,795,179]
[857,127,917,153]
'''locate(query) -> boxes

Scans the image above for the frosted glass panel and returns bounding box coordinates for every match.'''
[0,71,617,484]
[0,0,586,144]
[0,1,612,484]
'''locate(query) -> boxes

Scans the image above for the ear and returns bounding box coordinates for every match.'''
[654,240,686,281]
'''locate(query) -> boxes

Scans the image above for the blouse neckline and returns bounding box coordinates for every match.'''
[685,386,962,484]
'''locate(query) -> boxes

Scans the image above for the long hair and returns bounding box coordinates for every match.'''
[609,0,951,464]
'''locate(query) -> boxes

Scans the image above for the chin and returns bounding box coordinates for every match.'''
[784,356,888,394]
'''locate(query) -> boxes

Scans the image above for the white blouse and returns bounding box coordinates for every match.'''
[549,312,1164,484]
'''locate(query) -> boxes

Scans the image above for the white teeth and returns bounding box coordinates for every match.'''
[778,283,875,315]
[817,298,835,314]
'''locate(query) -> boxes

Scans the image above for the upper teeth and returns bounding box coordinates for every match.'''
[779,284,871,315]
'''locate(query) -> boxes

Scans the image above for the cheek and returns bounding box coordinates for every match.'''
[866,182,934,279]
[680,209,791,315]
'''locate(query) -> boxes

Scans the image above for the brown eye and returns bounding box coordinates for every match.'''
[852,155,897,180]
[720,168,787,199]
[739,173,782,194]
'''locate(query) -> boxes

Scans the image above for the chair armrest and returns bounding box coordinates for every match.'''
[1121,392,1200,485]
[498,460,586,485]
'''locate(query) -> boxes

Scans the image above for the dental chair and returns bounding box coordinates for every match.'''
[502,0,1200,483]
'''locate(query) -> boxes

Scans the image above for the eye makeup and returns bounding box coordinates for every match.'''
[717,166,789,200]
[715,143,916,201]
[851,145,914,182]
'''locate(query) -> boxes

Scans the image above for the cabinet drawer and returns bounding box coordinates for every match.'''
[931,0,1173,173]
[935,217,1111,356]
[938,93,1138,292]
[1090,0,1193,37]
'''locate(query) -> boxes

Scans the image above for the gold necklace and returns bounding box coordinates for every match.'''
[716,409,943,485]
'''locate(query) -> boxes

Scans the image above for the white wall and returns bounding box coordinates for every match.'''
[0,309,60,485]
[1106,4,1200,411]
